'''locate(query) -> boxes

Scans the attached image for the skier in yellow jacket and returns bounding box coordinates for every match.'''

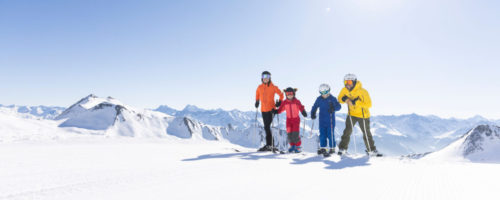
[337,74,381,157]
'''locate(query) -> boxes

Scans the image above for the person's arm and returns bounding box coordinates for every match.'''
[277,100,286,114]
[275,86,284,102]
[338,88,348,104]
[255,86,260,108]
[311,98,319,118]
[298,100,307,117]
[298,100,305,112]
[334,98,342,112]
[356,89,372,109]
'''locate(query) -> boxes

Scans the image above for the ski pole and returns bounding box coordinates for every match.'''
[348,107,358,155]
[309,118,318,151]
[331,112,335,152]
[271,112,275,152]
[303,116,306,137]
[278,112,283,152]
[255,108,258,137]
[362,108,372,153]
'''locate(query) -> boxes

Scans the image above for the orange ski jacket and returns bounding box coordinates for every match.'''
[255,82,284,112]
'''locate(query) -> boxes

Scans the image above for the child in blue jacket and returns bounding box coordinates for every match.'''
[311,84,341,156]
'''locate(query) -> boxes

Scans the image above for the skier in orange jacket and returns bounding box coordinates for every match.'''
[255,71,284,151]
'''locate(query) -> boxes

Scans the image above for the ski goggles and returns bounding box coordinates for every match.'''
[262,74,271,79]
[319,90,330,95]
[285,92,294,96]
[344,80,354,85]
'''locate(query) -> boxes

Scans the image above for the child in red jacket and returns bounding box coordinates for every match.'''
[276,87,307,153]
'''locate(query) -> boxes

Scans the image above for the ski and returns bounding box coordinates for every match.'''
[317,149,331,157]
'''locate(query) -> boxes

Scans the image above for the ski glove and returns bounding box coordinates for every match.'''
[341,95,348,102]
[275,100,282,108]
[255,100,259,108]
[301,110,307,117]
[272,109,278,115]
[352,97,360,105]
[311,112,316,120]
[328,102,335,113]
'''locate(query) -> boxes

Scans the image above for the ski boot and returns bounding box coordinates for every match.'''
[337,148,347,156]
[258,145,272,152]
[366,149,383,157]
[318,148,330,157]
[294,146,302,153]
[288,145,296,153]
[329,148,335,154]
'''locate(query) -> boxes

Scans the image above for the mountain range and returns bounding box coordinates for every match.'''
[1,94,499,157]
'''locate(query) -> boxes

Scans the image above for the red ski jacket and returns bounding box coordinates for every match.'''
[277,98,305,120]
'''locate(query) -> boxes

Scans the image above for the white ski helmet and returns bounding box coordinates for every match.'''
[319,84,331,95]
[344,73,357,81]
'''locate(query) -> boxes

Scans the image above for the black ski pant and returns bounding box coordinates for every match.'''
[338,116,376,151]
[262,111,274,146]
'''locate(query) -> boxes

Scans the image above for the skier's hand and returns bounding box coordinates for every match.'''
[255,100,259,108]
[341,95,348,102]
[346,99,353,107]
[275,100,282,108]
[311,113,316,120]
[352,97,359,106]
[272,109,278,115]
[329,107,335,113]
[301,110,307,117]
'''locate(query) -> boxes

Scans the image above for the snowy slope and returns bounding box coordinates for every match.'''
[425,125,500,163]
[0,139,498,200]
[0,109,106,143]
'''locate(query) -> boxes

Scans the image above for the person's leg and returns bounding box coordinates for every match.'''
[291,131,301,152]
[289,120,300,145]
[262,112,273,146]
[319,126,327,148]
[359,117,376,151]
[289,132,300,145]
[286,120,292,146]
[326,125,333,149]
[338,116,357,150]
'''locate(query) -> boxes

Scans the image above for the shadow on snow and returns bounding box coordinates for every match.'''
[183,150,371,169]
[182,151,288,161]
[291,155,370,170]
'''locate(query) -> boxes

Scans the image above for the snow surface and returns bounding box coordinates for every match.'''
[0,139,498,200]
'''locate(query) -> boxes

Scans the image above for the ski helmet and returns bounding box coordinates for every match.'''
[284,87,297,96]
[261,71,271,79]
[344,73,357,81]
[344,73,357,86]
[319,84,331,95]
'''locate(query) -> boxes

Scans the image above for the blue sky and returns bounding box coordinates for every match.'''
[1,0,499,119]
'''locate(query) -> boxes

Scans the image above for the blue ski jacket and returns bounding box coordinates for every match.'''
[311,95,341,128]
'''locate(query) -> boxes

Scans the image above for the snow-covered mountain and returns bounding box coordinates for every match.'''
[0,104,65,119]
[1,95,499,156]
[425,125,500,162]
[53,95,256,144]
[367,114,496,156]
[154,105,499,156]
[55,94,174,138]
